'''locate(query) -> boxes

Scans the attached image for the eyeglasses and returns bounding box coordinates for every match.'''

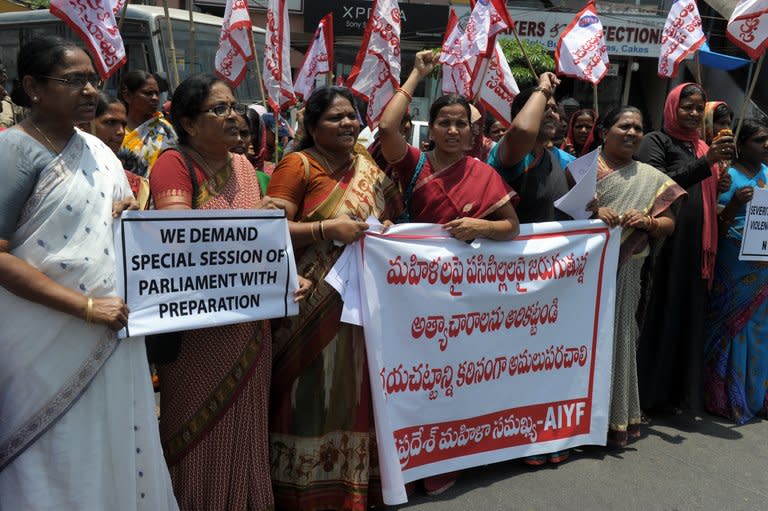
[41,74,103,90]
[203,103,248,117]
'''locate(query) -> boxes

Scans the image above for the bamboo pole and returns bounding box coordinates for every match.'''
[187,0,196,76]
[734,54,765,142]
[593,83,599,116]
[117,0,130,31]
[161,0,181,90]
[694,52,703,85]
[274,111,279,165]
[621,57,633,105]
[510,24,538,78]
[252,39,268,107]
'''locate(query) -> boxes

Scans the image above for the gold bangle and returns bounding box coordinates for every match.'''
[310,221,319,241]
[395,88,413,102]
[319,220,326,240]
[85,297,94,323]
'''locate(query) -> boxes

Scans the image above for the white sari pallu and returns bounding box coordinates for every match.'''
[0,130,178,510]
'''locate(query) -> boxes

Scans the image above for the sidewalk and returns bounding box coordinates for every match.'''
[397,411,768,511]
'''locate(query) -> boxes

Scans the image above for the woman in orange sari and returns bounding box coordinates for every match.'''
[267,86,402,511]
[149,74,309,510]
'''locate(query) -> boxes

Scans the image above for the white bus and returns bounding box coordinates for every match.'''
[0,5,265,102]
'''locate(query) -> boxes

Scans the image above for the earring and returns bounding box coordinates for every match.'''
[32,96,38,102]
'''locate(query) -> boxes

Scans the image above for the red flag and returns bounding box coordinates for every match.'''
[263,0,297,112]
[477,42,519,127]
[346,0,401,126]
[49,0,126,79]
[294,13,334,100]
[440,0,512,67]
[555,1,609,84]
[441,9,474,97]
[657,0,706,78]
[215,0,255,87]
[726,0,768,60]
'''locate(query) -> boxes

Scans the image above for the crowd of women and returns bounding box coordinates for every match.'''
[1,37,767,511]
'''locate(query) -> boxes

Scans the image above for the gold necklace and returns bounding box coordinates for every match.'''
[313,148,352,177]
[430,149,461,172]
[29,120,59,153]
[187,146,231,196]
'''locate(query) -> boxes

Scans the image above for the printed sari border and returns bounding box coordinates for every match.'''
[0,329,119,471]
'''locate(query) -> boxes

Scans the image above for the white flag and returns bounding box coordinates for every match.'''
[555,0,609,84]
[294,13,333,100]
[50,0,126,79]
[477,42,519,127]
[441,9,475,97]
[726,0,768,60]
[215,0,255,87]
[346,0,401,126]
[658,0,706,78]
[263,0,297,112]
[440,0,512,67]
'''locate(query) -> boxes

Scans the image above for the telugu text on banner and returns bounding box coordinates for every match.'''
[332,221,619,505]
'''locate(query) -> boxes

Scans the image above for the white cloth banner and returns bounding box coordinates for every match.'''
[50,0,126,79]
[441,9,474,98]
[215,0,255,87]
[263,0,297,112]
[476,42,520,126]
[294,13,333,100]
[332,220,619,505]
[657,0,706,78]
[726,0,768,61]
[555,1,610,84]
[114,210,299,338]
[739,187,768,261]
[346,0,401,126]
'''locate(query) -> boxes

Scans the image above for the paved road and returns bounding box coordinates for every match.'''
[396,411,768,511]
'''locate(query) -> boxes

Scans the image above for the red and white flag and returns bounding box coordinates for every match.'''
[215,0,255,87]
[346,0,401,126]
[112,0,124,17]
[477,42,519,127]
[294,13,334,100]
[440,0,512,68]
[50,0,126,79]
[441,9,474,97]
[555,0,609,84]
[726,0,768,60]
[263,0,297,112]
[657,0,706,78]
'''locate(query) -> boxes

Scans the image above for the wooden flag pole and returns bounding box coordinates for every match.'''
[188,0,196,76]
[117,0,130,31]
[694,52,703,85]
[252,44,268,108]
[510,24,538,78]
[274,112,280,165]
[593,83,599,116]
[735,53,765,142]
[161,0,181,90]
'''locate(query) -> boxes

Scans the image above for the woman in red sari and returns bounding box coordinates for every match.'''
[377,50,519,495]
[267,86,402,511]
[379,49,519,241]
[149,74,309,510]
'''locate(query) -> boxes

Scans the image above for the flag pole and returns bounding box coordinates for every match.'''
[188,0,196,76]
[734,53,765,141]
[593,83,599,116]
[161,0,181,90]
[621,57,633,105]
[274,110,280,165]
[117,0,130,31]
[510,24,538,78]
[253,43,268,108]
[694,51,703,85]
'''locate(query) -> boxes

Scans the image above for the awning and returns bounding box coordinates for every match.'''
[699,41,751,70]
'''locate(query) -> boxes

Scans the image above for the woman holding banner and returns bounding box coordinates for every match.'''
[636,83,735,414]
[266,85,402,510]
[704,118,768,424]
[0,36,177,509]
[586,107,686,447]
[118,70,177,179]
[149,74,310,510]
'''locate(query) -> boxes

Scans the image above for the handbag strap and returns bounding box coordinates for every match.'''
[397,151,427,223]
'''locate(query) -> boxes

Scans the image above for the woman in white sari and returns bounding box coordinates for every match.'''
[0,36,178,510]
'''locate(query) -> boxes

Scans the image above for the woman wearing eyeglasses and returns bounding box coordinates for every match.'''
[0,36,178,509]
[118,70,178,179]
[149,74,310,510]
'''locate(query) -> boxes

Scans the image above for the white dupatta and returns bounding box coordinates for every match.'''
[0,130,129,469]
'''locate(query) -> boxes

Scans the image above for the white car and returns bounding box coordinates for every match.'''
[358,121,429,150]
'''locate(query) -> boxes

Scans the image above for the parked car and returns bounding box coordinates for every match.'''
[358,120,429,150]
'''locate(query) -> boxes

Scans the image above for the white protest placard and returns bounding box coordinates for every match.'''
[556,148,599,220]
[739,187,768,261]
[114,209,299,338]
[336,220,619,505]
